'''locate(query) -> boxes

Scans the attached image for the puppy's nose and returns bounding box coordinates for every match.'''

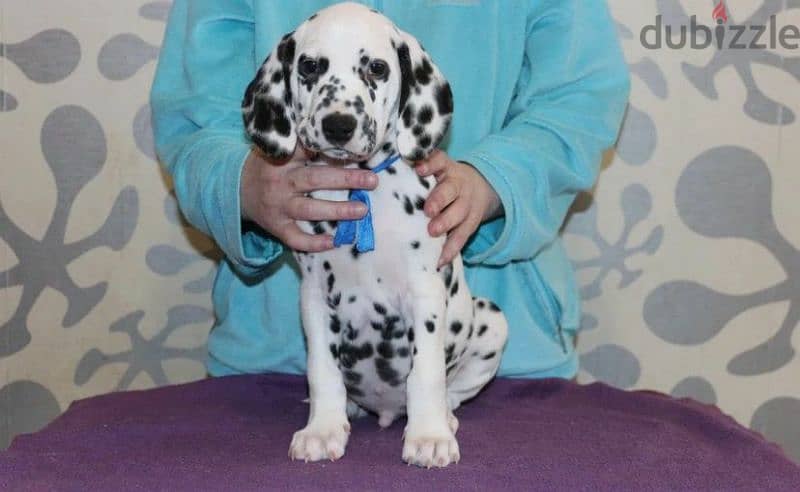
[322,113,357,145]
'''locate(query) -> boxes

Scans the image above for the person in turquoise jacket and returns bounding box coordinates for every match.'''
[150,1,630,380]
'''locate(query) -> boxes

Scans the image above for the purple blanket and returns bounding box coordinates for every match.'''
[2,374,798,491]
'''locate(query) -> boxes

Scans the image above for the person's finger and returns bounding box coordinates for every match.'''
[437,218,477,269]
[415,150,448,177]
[292,144,315,162]
[288,166,378,193]
[428,197,469,237]
[279,222,334,252]
[286,196,368,221]
[424,179,460,218]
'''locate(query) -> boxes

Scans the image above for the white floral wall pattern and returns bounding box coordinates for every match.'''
[1,0,798,463]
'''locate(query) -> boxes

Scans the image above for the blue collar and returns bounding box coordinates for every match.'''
[333,154,401,253]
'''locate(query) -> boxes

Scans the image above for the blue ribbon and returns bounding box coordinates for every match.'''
[333,154,401,253]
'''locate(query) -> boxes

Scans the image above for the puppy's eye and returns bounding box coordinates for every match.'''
[299,57,319,77]
[368,60,389,78]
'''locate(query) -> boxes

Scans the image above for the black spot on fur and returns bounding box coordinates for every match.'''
[327,292,341,309]
[397,347,410,358]
[411,240,420,249]
[396,43,413,114]
[277,34,296,105]
[450,321,463,335]
[329,314,341,334]
[407,327,415,342]
[414,196,425,211]
[489,301,501,312]
[482,352,497,360]
[425,320,435,333]
[386,316,403,340]
[435,82,454,115]
[477,300,486,309]
[348,295,357,303]
[377,341,394,358]
[418,175,431,190]
[445,344,455,363]
[252,97,292,138]
[403,196,414,214]
[346,384,365,397]
[414,58,433,85]
[373,303,387,315]
[402,105,415,128]
[478,324,488,337]
[311,221,325,234]
[338,342,373,369]
[441,263,453,288]
[345,322,358,341]
[326,273,335,292]
[418,105,434,124]
[375,358,401,386]
[450,280,459,297]
[343,370,362,384]
[351,245,361,259]
[407,149,425,162]
[330,343,338,359]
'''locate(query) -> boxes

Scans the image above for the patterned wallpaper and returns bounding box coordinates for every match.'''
[1,0,798,463]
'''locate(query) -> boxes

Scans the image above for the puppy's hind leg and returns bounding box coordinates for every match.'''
[289,280,350,462]
[446,297,508,412]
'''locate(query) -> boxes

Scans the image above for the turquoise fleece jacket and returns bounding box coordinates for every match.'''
[151,0,630,379]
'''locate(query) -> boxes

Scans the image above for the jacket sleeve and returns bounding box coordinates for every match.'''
[150,0,284,277]
[455,0,630,266]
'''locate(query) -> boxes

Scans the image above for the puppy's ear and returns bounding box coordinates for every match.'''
[394,30,453,162]
[242,32,298,159]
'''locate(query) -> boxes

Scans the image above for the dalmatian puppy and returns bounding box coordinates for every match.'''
[242,2,507,468]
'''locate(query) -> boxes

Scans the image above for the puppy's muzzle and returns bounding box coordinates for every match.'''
[322,112,358,146]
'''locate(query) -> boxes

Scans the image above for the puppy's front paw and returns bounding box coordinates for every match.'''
[402,427,460,468]
[289,420,350,462]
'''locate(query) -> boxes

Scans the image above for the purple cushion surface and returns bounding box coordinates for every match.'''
[1,374,798,491]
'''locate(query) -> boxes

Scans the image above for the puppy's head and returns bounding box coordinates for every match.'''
[242,2,453,162]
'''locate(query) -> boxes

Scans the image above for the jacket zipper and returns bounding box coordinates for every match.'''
[528,264,567,354]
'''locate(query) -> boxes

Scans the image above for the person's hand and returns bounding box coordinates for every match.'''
[240,146,378,252]
[415,150,503,268]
